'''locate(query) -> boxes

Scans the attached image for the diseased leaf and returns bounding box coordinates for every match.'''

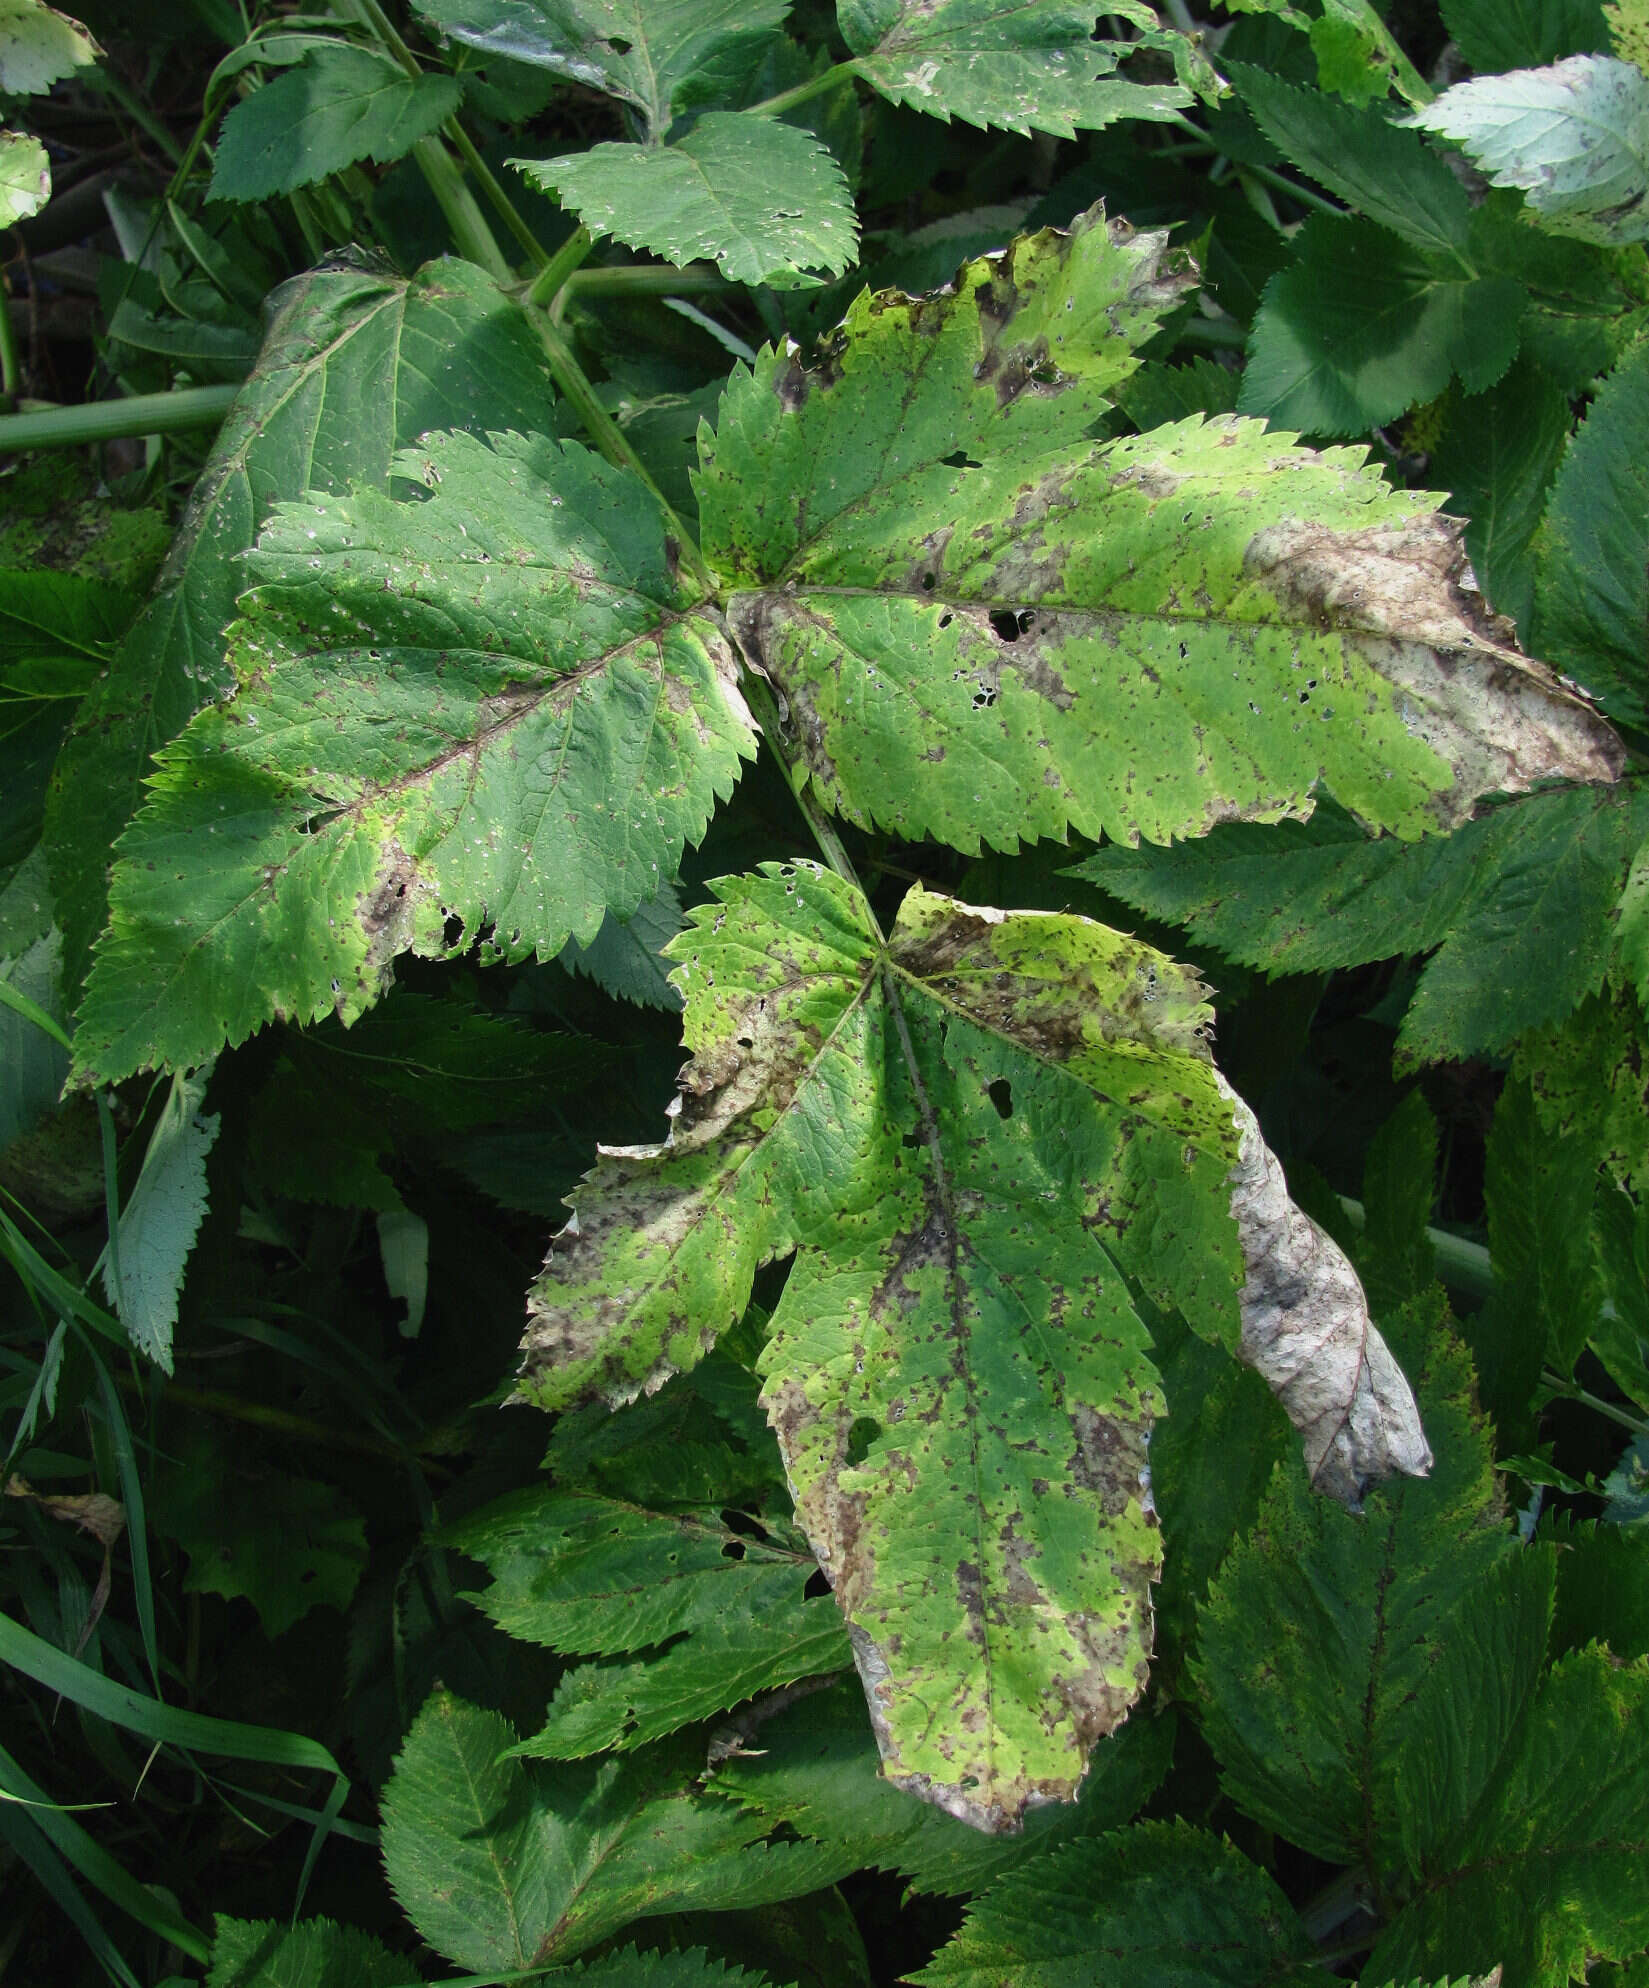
[1195,1305,1556,1879]
[709,1673,1174,1897]
[0,0,99,96]
[1075,784,1648,1065]
[0,130,49,228]
[46,256,560,1001]
[206,1916,404,1988]
[520,863,1421,1828]
[837,1,1193,138]
[412,0,790,136]
[1611,0,1649,69]
[1520,980,1649,1188]
[99,1067,219,1374]
[1406,55,1649,244]
[210,47,462,203]
[71,430,754,1087]
[1443,0,1609,73]
[518,114,859,284]
[698,209,1618,854]
[1532,334,1649,724]
[379,1692,856,1972]
[1366,1648,1649,1988]
[436,1487,850,1754]
[910,1820,1334,1987]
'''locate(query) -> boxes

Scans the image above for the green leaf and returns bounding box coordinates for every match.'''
[1229,64,1474,257]
[1547,1511,1649,1658]
[518,113,859,284]
[1366,1647,1649,1988]
[1611,0,1649,68]
[1407,54,1649,245]
[154,1440,369,1639]
[1074,783,1649,1066]
[709,1673,1174,1896]
[1532,334,1649,723]
[412,0,791,137]
[99,1066,219,1373]
[0,568,139,687]
[1593,1179,1649,1400]
[520,864,1426,1825]
[1357,1090,1442,1315]
[1195,1307,1556,1877]
[205,1917,404,1988]
[559,1953,771,1987]
[1520,980,1649,1188]
[1112,354,1239,429]
[910,1820,1333,1987]
[0,130,49,228]
[698,209,1616,854]
[1442,0,1610,72]
[1429,356,1571,631]
[1240,215,1525,434]
[45,255,559,1002]
[0,933,68,1155]
[561,883,685,1009]
[837,1,1193,137]
[209,47,462,203]
[71,429,754,1087]
[436,1487,850,1754]
[0,0,99,96]
[379,1692,856,1972]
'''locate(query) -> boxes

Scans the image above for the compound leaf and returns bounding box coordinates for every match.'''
[561,884,684,1009]
[72,430,754,1086]
[46,256,559,1002]
[1194,1307,1555,1879]
[210,47,462,203]
[436,1487,850,1755]
[1075,783,1649,1065]
[379,1691,856,1972]
[1532,334,1649,724]
[1407,54,1649,244]
[837,0,1192,138]
[697,209,1618,856]
[518,113,858,284]
[206,1917,404,1988]
[1520,980,1649,1188]
[911,1820,1334,1987]
[519,862,1422,1828]
[1366,1648,1649,1988]
[412,0,790,136]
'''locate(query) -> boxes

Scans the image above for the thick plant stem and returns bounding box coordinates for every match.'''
[525,306,714,587]
[0,384,238,452]
[410,133,513,283]
[444,119,551,271]
[527,224,595,312]
[567,263,726,297]
[0,284,20,408]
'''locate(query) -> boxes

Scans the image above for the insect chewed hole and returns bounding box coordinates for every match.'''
[607,34,631,51]
[720,1538,747,1561]
[987,1077,1013,1120]
[988,608,1022,643]
[803,1567,832,1600]
[922,571,937,590]
[940,450,981,469]
[845,1415,881,1466]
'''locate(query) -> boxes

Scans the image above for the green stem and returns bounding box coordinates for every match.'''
[527,224,594,312]
[0,384,237,452]
[743,59,861,119]
[0,284,20,409]
[1335,1195,1494,1303]
[741,673,880,928]
[1242,160,1344,219]
[1540,1372,1649,1439]
[444,120,551,271]
[410,133,513,283]
[566,263,727,297]
[525,306,712,583]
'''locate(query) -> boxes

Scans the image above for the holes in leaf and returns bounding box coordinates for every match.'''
[940,450,982,469]
[607,34,632,51]
[845,1415,881,1466]
[971,684,997,710]
[922,572,937,591]
[987,1077,1013,1120]
[803,1567,832,1600]
[938,612,953,629]
[988,608,1022,643]
[720,1538,746,1561]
